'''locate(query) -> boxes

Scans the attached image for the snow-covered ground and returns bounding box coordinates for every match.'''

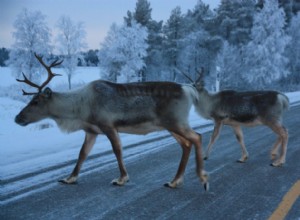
[1,66,300,203]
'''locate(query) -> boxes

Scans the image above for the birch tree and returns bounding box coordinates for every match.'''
[56,15,87,89]
[8,8,52,83]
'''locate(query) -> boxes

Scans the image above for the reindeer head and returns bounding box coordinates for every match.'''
[181,67,205,90]
[15,53,63,126]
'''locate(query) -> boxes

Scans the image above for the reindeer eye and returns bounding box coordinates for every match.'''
[30,97,39,105]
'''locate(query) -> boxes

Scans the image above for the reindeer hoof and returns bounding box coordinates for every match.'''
[204,182,209,191]
[237,156,248,163]
[164,182,182,188]
[164,182,174,188]
[270,162,284,167]
[58,178,78,185]
[200,170,209,191]
[164,178,183,188]
[111,176,129,186]
[164,182,182,189]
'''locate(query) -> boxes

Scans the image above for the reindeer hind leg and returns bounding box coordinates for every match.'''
[232,125,249,163]
[169,126,209,191]
[268,123,288,167]
[270,137,282,161]
[165,132,192,188]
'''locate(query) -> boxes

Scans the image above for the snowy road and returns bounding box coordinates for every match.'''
[1,105,299,219]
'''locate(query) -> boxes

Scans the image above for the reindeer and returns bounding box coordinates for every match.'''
[182,69,289,167]
[14,53,209,190]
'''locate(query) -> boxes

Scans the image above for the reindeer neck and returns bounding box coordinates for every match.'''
[196,88,216,119]
[46,90,91,133]
[49,89,89,121]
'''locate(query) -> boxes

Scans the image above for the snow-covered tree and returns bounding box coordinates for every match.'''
[56,15,87,90]
[8,8,52,82]
[124,0,164,81]
[184,0,213,32]
[133,0,152,26]
[243,0,290,88]
[143,19,164,81]
[215,41,248,90]
[179,1,220,82]
[285,12,300,85]
[162,6,184,81]
[98,21,148,83]
[163,6,183,66]
[215,0,255,45]
[179,30,212,80]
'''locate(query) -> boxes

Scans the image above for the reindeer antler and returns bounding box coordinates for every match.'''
[195,67,204,84]
[16,53,63,95]
[180,72,194,83]
[179,67,205,86]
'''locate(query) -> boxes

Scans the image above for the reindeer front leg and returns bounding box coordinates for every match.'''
[104,128,129,186]
[204,120,222,160]
[59,132,97,184]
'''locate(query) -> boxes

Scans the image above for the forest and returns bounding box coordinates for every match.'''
[2,0,300,92]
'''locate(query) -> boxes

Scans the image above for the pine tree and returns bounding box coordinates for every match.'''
[133,0,152,26]
[292,0,300,14]
[279,0,293,24]
[285,12,300,85]
[215,0,256,45]
[184,0,213,33]
[179,1,220,81]
[0,48,9,67]
[163,7,183,69]
[124,0,164,81]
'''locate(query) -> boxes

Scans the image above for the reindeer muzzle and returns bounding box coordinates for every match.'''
[15,114,29,126]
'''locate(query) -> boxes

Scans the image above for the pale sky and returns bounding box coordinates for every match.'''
[0,0,220,50]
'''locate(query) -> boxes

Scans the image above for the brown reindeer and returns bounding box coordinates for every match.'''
[182,70,289,167]
[15,54,209,190]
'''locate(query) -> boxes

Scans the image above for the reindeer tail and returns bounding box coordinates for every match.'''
[278,93,290,111]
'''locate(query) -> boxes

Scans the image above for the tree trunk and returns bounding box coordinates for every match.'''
[68,74,72,90]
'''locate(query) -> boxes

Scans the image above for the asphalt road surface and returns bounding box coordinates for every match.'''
[1,105,300,220]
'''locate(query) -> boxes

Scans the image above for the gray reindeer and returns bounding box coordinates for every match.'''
[182,69,289,167]
[15,54,209,190]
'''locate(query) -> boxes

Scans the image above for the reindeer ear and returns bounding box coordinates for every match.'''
[195,80,205,90]
[199,80,205,87]
[43,87,52,98]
